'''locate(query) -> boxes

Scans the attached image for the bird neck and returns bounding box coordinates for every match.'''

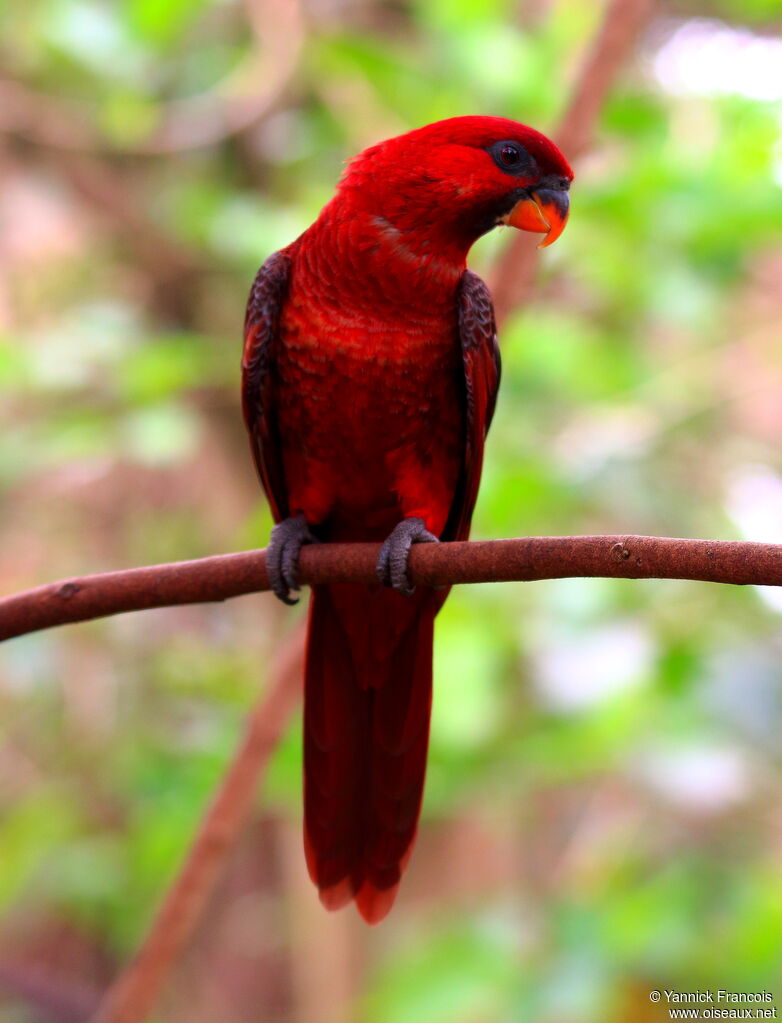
[299,194,470,314]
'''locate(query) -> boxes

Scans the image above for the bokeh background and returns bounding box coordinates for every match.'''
[2,0,782,1020]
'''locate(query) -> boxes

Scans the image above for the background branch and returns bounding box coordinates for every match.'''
[88,628,304,1023]
[3,535,781,643]
[489,0,656,323]
[5,0,782,1018]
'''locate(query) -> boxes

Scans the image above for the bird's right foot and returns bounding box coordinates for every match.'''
[266,514,319,605]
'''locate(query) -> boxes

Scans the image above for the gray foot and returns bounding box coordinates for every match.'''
[267,514,319,605]
[376,517,438,596]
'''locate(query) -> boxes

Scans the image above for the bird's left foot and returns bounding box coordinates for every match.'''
[267,514,320,605]
[376,517,438,596]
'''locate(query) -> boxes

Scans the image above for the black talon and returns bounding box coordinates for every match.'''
[267,514,320,605]
[376,517,439,596]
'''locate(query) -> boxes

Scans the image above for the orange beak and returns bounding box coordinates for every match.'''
[502,187,570,248]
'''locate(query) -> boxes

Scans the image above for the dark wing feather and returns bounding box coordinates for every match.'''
[241,249,291,522]
[443,269,501,542]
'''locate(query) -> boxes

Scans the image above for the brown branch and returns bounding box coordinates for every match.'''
[3,535,781,643]
[88,627,304,1023]
[489,0,657,323]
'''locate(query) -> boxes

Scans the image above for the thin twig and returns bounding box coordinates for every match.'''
[88,627,304,1023]
[489,0,657,323]
[2,535,781,643]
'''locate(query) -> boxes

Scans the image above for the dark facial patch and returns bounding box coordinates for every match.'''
[469,187,527,238]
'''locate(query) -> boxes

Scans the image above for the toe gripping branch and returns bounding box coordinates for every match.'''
[267,514,320,605]
[375,517,439,596]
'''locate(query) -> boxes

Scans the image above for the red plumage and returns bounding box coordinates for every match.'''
[242,116,572,922]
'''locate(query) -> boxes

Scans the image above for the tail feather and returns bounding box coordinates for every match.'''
[303,582,435,923]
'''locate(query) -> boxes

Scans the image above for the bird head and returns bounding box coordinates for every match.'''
[339,115,573,259]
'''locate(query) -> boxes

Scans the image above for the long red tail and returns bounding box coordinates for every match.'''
[303,582,436,923]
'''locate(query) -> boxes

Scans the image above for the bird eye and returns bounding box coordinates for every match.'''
[488,140,535,176]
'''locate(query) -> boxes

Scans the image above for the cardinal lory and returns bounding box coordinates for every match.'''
[242,115,572,922]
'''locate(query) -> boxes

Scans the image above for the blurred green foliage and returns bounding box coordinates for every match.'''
[2,0,782,1020]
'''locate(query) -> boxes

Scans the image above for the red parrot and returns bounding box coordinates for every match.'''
[242,116,572,923]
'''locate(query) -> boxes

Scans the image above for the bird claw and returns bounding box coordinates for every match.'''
[376,517,439,596]
[267,514,320,605]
